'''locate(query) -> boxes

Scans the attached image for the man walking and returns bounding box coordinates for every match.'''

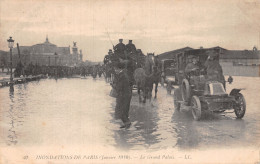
[112,62,132,129]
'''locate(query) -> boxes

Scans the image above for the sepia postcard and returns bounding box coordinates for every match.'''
[0,0,259,163]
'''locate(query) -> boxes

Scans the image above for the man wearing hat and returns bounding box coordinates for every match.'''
[185,55,200,75]
[126,40,137,54]
[113,39,126,58]
[112,61,132,129]
[204,49,225,88]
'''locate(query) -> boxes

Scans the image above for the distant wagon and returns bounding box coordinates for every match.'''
[160,59,178,94]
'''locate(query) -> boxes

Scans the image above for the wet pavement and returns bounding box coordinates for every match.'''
[0,76,259,151]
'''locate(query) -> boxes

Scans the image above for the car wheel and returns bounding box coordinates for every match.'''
[181,79,191,102]
[191,95,201,121]
[234,93,246,119]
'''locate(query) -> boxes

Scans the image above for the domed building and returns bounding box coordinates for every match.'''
[10,36,83,67]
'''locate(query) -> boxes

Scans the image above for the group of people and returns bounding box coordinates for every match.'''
[106,39,145,129]
[184,48,225,88]
[13,62,104,79]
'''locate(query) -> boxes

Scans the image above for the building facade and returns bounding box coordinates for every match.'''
[0,37,83,68]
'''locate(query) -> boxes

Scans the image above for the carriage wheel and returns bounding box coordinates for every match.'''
[191,95,201,121]
[181,79,191,102]
[234,93,246,119]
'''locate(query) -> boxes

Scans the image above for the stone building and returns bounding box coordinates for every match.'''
[0,36,83,68]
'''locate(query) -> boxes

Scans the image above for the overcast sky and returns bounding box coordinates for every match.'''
[0,0,260,62]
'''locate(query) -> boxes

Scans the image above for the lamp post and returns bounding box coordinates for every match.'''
[7,37,14,92]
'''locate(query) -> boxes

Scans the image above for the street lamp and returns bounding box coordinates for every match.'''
[7,36,14,92]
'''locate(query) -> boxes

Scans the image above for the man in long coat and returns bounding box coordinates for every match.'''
[126,40,136,54]
[204,49,225,88]
[113,39,126,59]
[113,62,132,128]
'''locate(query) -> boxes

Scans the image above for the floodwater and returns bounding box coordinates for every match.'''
[0,76,259,151]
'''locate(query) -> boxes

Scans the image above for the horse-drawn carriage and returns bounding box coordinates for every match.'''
[173,48,246,120]
[160,59,178,94]
[103,49,146,84]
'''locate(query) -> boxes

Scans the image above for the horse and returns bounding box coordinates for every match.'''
[144,53,161,99]
[134,53,160,103]
[134,67,151,103]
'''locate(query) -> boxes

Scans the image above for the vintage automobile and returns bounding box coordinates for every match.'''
[173,48,246,121]
[160,59,178,94]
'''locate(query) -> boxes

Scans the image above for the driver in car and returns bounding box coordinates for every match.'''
[185,55,199,75]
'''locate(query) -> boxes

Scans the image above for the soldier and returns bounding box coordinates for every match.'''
[113,39,126,59]
[126,40,136,54]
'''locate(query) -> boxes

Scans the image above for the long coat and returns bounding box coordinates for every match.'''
[204,59,225,85]
[114,69,132,121]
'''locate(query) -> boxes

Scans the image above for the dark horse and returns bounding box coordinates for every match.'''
[134,53,160,103]
[144,54,160,99]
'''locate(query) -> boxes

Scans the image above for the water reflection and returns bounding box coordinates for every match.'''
[0,77,259,150]
[5,84,28,145]
[112,101,160,150]
[7,91,17,145]
[172,110,200,149]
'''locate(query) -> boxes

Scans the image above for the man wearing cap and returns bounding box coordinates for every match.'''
[185,55,200,75]
[113,39,126,58]
[126,40,137,54]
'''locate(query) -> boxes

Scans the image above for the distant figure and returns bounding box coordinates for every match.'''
[113,39,126,59]
[126,40,136,54]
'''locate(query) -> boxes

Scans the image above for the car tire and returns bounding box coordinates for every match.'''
[181,79,191,102]
[234,93,246,119]
[191,95,201,121]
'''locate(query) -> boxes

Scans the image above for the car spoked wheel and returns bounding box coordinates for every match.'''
[181,79,191,102]
[234,93,246,119]
[191,95,201,121]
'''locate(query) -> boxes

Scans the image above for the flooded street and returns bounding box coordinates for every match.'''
[0,76,259,151]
